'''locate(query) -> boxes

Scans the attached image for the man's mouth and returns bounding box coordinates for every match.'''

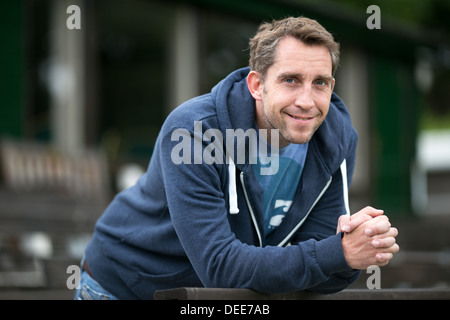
[287,113,314,121]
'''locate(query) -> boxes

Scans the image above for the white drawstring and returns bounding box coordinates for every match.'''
[228,156,239,214]
[340,159,350,216]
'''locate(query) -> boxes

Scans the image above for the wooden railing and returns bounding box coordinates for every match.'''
[154,287,450,300]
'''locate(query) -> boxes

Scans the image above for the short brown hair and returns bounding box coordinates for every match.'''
[249,17,340,78]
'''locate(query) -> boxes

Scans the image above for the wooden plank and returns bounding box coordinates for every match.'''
[154,287,450,300]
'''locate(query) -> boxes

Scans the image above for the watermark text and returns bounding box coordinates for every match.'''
[170,121,280,175]
[366,5,381,29]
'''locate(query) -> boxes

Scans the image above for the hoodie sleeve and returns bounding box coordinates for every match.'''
[157,120,355,294]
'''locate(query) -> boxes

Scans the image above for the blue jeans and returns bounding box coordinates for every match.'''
[74,263,118,300]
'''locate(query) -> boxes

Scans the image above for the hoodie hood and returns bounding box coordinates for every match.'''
[212,67,256,137]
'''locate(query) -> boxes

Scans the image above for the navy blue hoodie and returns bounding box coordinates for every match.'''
[84,67,360,299]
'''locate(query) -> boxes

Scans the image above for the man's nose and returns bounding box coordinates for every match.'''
[294,85,314,109]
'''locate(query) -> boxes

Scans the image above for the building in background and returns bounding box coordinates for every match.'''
[0,0,449,297]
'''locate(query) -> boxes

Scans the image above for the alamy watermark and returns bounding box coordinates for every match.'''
[66,265,81,290]
[66,5,81,30]
[65,4,381,31]
[366,5,381,30]
[63,2,385,292]
[366,265,381,289]
[170,121,280,175]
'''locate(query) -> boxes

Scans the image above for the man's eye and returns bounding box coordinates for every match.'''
[315,80,327,86]
[285,78,295,84]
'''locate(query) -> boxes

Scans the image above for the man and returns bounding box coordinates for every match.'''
[75,16,399,300]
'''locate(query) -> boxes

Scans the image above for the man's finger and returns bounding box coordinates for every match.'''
[364,215,391,236]
[359,206,384,217]
[338,215,351,233]
[371,227,399,240]
[375,252,393,266]
[371,236,396,248]
[345,207,384,233]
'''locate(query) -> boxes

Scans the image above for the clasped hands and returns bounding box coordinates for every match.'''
[337,206,399,270]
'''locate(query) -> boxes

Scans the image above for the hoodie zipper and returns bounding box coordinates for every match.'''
[239,172,263,247]
[276,176,332,247]
[239,171,333,248]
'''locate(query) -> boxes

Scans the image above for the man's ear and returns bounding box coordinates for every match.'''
[247,70,263,101]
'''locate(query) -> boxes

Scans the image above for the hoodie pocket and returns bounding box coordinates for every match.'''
[128,265,202,299]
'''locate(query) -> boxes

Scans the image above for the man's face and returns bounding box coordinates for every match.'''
[251,36,335,147]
